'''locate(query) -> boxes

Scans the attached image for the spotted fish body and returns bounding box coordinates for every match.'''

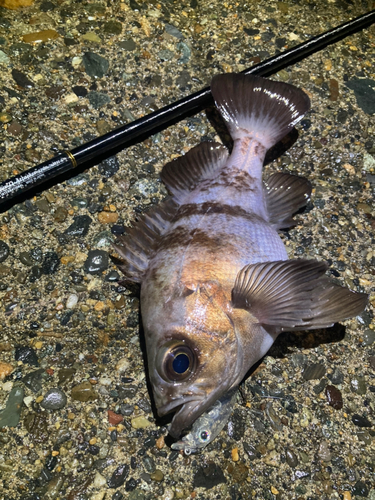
[114,74,368,442]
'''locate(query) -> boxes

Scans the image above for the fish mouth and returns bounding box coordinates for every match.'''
[160,393,220,439]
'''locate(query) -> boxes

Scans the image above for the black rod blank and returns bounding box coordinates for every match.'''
[0,10,374,211]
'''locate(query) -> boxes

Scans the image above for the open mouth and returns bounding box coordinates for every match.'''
[161,392,220,439]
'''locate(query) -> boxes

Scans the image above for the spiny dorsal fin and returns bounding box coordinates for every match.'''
[211,73,310,149]
[264,172,312,229]
[232,259,368,330]
[161,142,229,203]
[112,197,178,283]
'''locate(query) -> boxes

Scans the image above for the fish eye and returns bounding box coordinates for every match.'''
[160,342,197,382]
[199,430,209,442]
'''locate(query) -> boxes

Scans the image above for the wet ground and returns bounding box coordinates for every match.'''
[0,0,374,499]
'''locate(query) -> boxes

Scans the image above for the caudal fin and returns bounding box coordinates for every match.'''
[211,73,310,149]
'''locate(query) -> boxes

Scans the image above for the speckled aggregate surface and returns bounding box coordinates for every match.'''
[0,1,374,499]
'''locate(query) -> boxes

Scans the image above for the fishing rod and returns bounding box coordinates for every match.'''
[0,10,374,212]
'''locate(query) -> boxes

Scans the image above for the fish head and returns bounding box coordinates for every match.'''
[143,280,245,439]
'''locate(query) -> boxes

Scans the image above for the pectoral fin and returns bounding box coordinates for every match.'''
[232,259,368,330]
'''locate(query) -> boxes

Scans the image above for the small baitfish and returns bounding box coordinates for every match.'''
[114,73,368,446]
[170,387,238,454]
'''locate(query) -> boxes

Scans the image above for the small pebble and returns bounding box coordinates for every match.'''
[107,410,123,425]
[88,91,111,109]
[23,29,59,43]
[0,241,10,262]
[40,388,67,410]
[350,376,367,395]
[302,363,326,381]
[285,448,299,468]
[71,381,98,402]
[150,469,164,482]
[42,252,60,275]
[115,357,130,374]
[142,455,156,473]
[98,156,120,177]
[11,68,34,88]
[351,414,372,428]
[131,416,151,429]
[0,361,13,379]
[98,212,119,224]
[66,294,78,309]
[107,464,129,488]
[325,385,343,410]
[23,368,46,392]
[0,385,24,428]
[84,250,109,274]
[64,215,92,237]
[362,329,375,346]
[15,346,38,366]
[318,441,332,462]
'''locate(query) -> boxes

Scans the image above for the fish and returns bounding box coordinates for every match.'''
[113,73,368,444]
[170,387,238,454]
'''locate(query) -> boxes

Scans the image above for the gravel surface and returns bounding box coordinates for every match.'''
[0,1,374,499]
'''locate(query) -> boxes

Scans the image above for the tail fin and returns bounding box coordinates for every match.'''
[211,73,310,149]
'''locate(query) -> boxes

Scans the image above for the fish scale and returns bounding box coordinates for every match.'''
[113,73,368,446]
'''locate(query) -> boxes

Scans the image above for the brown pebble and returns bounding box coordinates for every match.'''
[156,435,165,449]
[45,85,66,100]
[325,385,343,410]
[150,469,164,482]
[0,361,13,379]
[329,79,339,101]
[0,0,34,8]
[114,295,126,310]
[98,211,118,224]
[107,410,124,425]
[23,29,59,44]
[53,206,68,223]
[71,381,98,402]
[7,121,23,136]
[0,343,12,352]
[24,148,41,163]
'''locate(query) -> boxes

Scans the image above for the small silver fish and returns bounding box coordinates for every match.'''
[114,73,368,443]
[171,387,238,454]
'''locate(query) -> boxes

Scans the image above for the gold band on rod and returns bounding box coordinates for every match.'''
[64,150,77,168]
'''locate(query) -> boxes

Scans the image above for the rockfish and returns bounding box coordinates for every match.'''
[114,73,368,442]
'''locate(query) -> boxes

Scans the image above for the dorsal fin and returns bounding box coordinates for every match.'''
[211,73,310,149]
[161,142,229,203]
[112,197,178,283]
[264,172,312,229]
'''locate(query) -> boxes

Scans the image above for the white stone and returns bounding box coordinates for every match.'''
[23,396,34,408]
[66,294,79,309]
[115,357,129,374]
[72,56,82,69]
[99,376,112,386]
[93,471,107,488]
[64,93,79,105]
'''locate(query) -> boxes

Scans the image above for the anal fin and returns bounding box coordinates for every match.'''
[264,172,312,229]
[232,259,368,331]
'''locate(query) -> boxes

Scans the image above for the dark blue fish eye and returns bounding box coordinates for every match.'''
[172,353,190,374]
[163,343,196,381]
